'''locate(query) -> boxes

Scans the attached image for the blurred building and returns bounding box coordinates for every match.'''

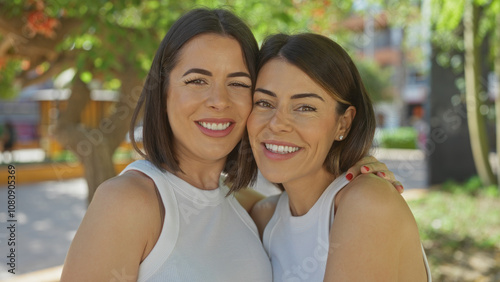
[0,82,47,150]
[33,88,120,160]
[0,83,121,160]
[340,10,430,129]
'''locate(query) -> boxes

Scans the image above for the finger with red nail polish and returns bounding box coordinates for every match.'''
[346,173,353,181]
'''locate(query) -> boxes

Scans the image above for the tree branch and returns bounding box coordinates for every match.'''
[16,52,76,88]
[0,11,82,61]
[0,35,13,56]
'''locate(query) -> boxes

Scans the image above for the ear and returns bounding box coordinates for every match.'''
[336,106,356,141]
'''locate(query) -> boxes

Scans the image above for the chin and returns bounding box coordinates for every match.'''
[259,171,288,185]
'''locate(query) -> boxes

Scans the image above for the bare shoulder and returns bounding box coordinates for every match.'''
[337,173,406,213]
[334,173,418,237]
[325,175,426,281]
[92,171,160,214]
[61,171,162,281]
[250,194,281,238]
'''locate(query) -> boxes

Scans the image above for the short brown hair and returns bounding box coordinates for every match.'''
[130,8,259,192]
[239,33,376,187]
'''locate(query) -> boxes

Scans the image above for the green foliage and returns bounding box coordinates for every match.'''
[51,148,133,163]
[112,146,133,162]
[79,71,93,83]
[441,175,500,197]
[2,0,361,94]
[355,59,393,102]
[378,127,417,149]
[429,0,500,67]
[408,189,500,252]
[51,150,79,163]
[0,59,21,100]
[431,0,465,31]
[408,189,500,280]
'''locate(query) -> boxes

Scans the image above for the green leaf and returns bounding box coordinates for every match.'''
[80,71,93,83]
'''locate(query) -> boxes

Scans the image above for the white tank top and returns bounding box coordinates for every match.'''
[262,173,432,281]
[121,160,272,282]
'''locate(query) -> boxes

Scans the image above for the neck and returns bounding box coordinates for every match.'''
[171,155,227,190]
[282,168,336,216]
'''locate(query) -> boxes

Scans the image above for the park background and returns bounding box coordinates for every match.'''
[0,0,500,281]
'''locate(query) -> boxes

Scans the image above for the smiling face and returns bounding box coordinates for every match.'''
[247,58,348,187]
[167,33,253,165]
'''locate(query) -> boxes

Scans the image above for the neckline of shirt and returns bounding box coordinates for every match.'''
[163,170,227,206]
[281,173,348,230]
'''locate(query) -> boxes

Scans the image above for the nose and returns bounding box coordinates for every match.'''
[268,109,292,133]
[206,83,230,111]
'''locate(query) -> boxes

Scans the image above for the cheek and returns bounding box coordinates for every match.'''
[166,95,182,119]
[318,119,338,150]
[304,117,337,148]
[233,95,253,118]
[246,111,262,139]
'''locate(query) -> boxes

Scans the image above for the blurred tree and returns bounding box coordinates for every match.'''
[373,0,500,187]
[0,0,360,203]
[495,10,500,187]
[356,59,393,102]
[429,0,500,187]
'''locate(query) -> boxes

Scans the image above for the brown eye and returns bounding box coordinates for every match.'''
[229,82,251,88]
[255,100,273,108]
[297,105,316,112]
[184,78,207,85]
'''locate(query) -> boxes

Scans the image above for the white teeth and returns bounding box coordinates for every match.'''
[199,122,231,131]
[264,143,300,154]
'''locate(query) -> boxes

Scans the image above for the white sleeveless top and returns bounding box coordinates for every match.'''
[121,160,272,282]
[263,173,432,281]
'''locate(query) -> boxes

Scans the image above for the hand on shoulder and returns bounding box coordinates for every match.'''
[336,173,405,216]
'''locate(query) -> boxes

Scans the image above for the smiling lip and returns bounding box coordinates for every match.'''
[195,118,236,137]
[261,140,302,161]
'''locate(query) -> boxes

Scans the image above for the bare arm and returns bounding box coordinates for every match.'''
[234,188,266,213]
[249,194,280,239]
[324,174,425,282]
[60,172,162,281]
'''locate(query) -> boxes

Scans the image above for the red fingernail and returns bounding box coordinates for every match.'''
[346,173,353,181]
[379,172,386,177]
[363,166,370,172]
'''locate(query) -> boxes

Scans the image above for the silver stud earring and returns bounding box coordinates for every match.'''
[339,135,344,140]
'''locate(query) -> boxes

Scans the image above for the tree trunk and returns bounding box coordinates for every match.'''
[464,0,495,186]
[54,66,143,204]
[427,45,477,185]
[496,13,500,189]
[80,139,115,203]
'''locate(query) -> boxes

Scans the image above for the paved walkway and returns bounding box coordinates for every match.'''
[0,148,427,281]
[0,178,87,281]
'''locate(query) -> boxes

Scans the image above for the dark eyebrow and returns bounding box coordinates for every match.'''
[255,88,276,97]
[291,93,325,102]
[255,88,325,102]
[182,68,212,77]
[227,72,251,79]
[183,69,251,79]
